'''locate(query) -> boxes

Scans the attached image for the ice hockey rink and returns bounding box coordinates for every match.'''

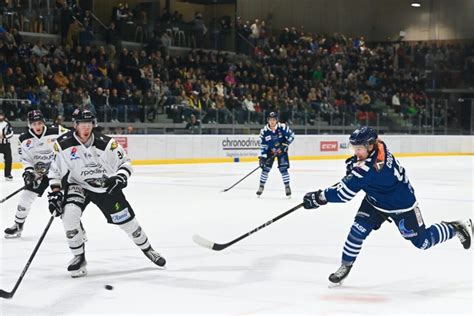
[0,156,472,315]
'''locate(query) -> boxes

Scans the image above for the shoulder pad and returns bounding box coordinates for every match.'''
[19,132,34,143]
[56,131,78,150]
[93,132,112,151]
[44,126,59,136]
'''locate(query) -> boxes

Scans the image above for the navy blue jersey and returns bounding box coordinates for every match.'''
[324,141,417,213]
[259,123,295,157]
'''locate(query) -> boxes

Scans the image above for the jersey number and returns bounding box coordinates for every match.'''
[393,159,408,183]
[117,151,124,160]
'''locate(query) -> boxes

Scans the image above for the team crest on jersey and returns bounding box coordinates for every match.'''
[70,147,79,160]
[26,139,32,148]
[110,140,118,150]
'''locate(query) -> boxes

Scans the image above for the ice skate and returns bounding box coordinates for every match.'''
[443,219,472,249]
[4,222,23,239]
[328,264,353,287]
[67,254,87,278]
[285,184,292,198]
[256,184,264,197]
[143,246,166,267]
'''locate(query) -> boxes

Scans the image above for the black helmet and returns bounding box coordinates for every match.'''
[72,108,96,124]
[27,110,45,127]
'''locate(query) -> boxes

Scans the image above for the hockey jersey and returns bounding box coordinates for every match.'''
[49,130,133,193]
[18,126,68,174]
[324,141,417,214]
[259,123,295,157]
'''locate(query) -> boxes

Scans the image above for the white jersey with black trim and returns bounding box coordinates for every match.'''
[48,130,133,193]
[18,126,69,174]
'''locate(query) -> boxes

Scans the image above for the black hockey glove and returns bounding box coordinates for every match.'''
[48,191,64,217]
[303,189,328,209]
[22,169,36,188]
[345,155,358,176]
[104,174,128,194]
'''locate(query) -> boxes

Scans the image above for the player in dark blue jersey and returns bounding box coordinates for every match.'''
[257,112,295,197]
[302,126,472,286]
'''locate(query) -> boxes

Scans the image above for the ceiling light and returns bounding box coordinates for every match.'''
[411,2,421,7]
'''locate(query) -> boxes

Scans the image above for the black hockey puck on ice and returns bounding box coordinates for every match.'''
[105,285,113,290]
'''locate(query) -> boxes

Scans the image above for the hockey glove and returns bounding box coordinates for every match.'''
[104,174,128,194]
[303,189,328,209]
[281,142,290,153]
[22,169,37,189]
[48,191,64,216]
[345,155,358,176]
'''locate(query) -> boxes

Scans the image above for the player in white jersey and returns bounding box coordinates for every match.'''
[47,109,166,277]
[4,110,68,238]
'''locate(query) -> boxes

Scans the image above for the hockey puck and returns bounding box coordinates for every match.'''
[105,285,113,290]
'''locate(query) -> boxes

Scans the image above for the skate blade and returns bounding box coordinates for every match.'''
[328,281,343,288]
[70,267,88,278]
[4,233,21,239]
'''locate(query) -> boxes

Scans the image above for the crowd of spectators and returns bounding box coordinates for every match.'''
[0,7,473,130]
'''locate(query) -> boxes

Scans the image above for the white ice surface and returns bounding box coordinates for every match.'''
[0,156,473,315]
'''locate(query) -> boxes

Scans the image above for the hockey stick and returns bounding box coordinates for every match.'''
[222,156,274,192]
[193,202,304,251]
[0,186,26,204]
[0,214,55,299]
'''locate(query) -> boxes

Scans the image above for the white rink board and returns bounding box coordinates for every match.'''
[7,134,474,163]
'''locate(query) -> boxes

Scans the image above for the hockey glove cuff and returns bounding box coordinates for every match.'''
[48,191,64,217]
[303,190,328,209]
[22,169,36,189]
[104,174,128,194]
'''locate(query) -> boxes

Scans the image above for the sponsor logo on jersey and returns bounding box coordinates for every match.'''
[34,153,54,161]
[53,143,59,152]
[26,139,32,148]
[81,167,107,177]
[70,147,79,160]
[84,177,107,188]
[320,141,338,151]
[111,207,131,223]
[265,136,271,141]
[110,140,118,150]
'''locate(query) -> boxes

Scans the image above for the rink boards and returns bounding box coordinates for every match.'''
[2,134,473,169]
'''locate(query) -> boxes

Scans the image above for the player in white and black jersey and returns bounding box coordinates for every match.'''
[4,110,68,238]
[47,109,166,277]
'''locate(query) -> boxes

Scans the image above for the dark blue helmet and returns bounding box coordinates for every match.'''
[27,110,45,126]
[349,126,378,147]
[267,111,278,120]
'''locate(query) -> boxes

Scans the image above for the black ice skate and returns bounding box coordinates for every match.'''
[256,184,264,197]
[285,184,291,198]
[328,264,353,287]
[4,222,24,239]
[143,246,166,267]
[68,254,87,278]
[443,219,473,250]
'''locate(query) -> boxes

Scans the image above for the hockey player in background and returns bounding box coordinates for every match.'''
[0,109,14,180]
[302,126,472,286]
[4,110,68,238]
[257,112,295,197]
[48,109,166,277]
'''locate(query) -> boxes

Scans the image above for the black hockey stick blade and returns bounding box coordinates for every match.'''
[193,202,304,251]
[0,186,26,204]
[0,289,13,299]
